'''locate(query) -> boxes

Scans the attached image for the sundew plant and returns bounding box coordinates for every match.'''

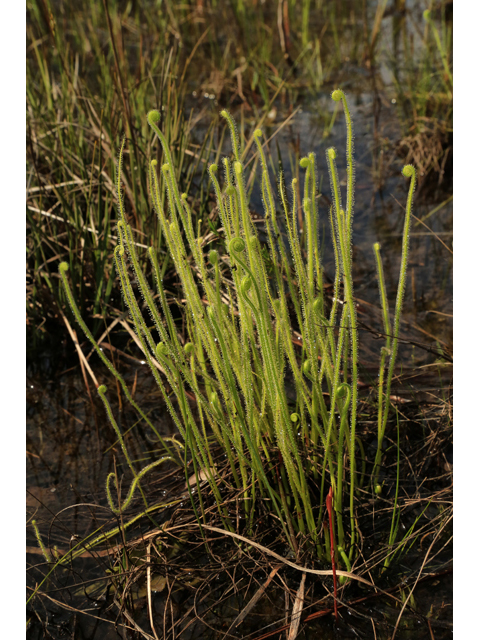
[59,90,416,571]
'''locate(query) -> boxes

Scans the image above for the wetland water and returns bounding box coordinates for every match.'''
[27,351,452,639]
[27,3,452,636]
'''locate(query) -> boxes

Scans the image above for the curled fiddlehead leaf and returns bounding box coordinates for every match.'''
[106,456,175,515]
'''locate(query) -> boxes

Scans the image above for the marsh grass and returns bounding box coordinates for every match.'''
[27,0,452,345]
[27,1,222,343]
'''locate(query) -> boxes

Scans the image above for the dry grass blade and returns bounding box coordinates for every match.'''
[370,0,389,52]
[118,319,163,372]
[27,205,151,250]
[198,526,373,587]
[27,589,127,629]
[224,565,281,637]
[146,543,161,640]
[26,544,119,559]
[113,597,155,640]
[85,314,126,361]
[59,310,99,388]
[26,178,86,194]
[287,573,306,640]
[411,212,453,255]
[390,195,453,256]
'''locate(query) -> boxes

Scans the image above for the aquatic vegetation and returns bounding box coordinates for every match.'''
[59,90,416,572]
[28,0,444,341]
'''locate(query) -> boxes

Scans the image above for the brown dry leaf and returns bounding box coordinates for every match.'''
[224,565,281,636]
[287,573,306,640]
[186,466,217,488]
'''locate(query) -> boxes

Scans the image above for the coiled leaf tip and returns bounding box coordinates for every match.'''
[229,237,245,253]
[147,109,161,124]
[241,275,252,294]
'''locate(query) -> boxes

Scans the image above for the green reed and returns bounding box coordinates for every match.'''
[59,90,416,568]
[27,0,218,339]
[373,164,416,489]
